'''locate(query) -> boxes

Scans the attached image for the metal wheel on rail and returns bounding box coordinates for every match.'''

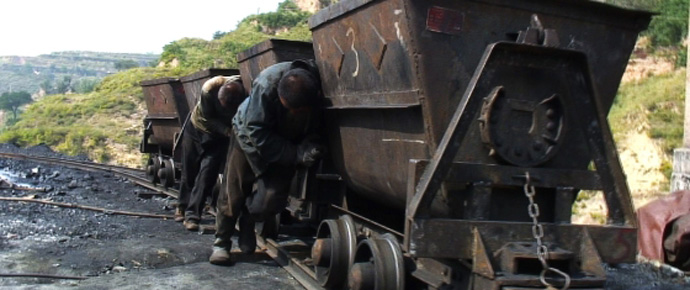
[158,158,175,189]
[348,233,405,290]
[312,215,357,289]
[146,157,161,184]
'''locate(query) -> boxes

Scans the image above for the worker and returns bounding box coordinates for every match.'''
[209,60,323,265]
[177,75,247,231]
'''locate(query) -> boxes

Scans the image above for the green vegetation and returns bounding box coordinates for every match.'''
[0,52,159,94]
[0,91,32,121]
[606,0,688,67]
[645,0,688,47]
[114,59,142,71]
[0,0,314,164]
[609,70,686,152]
[159,0,312,71]
[0,67,183,162]
[609,69,686,181]
[250,1,311,29]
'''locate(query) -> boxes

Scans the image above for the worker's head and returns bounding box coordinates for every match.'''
[218,81,247,111]
[278,68,320,114]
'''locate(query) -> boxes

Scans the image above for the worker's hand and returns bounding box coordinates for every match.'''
[296,142,323,167]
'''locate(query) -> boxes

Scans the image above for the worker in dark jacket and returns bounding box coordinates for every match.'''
[177,75,247,231]
[209,60,323,265]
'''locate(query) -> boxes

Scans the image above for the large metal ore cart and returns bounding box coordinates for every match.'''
[140,78,187,187]
[180,68,240,119]
[308,0,651,289]
[237,38,315,93]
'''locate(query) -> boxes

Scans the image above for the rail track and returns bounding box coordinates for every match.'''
[0,151,325,290]
[0,152,178,199]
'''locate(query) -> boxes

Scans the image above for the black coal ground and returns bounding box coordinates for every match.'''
[0,144,302,289]
[0,143,688,289]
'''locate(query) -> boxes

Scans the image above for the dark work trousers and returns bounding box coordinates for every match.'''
[181,121,229,222]
[215,138,294,248]
[178,122,199,212]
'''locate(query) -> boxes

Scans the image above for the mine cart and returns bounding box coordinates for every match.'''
[304,0,652,289]
[179,68,240,118]
[237,38,315,93]
[139,78,186,187]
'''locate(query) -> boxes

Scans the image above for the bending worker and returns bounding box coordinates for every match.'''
[177,75,247,231]
[210,60,323,265]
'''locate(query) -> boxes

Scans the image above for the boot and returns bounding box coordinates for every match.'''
[238,213,256,254]
[174,207,185,222]
[183,219,199,231]
[209,246,232,265]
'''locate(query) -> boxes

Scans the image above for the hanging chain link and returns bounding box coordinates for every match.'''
[522,172,571,290]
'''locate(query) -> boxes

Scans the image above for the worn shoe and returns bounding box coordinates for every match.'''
[174,207,185,222]
[209,246,232,266]
[183,219,199,231]
[238,214,257,254]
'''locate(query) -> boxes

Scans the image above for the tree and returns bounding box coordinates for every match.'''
[0,91,32,120]
[39,79,53,94]
[213,31,227,40]
[73,77,101,94]
[646,0,689,46]
[114,59,140,71]
[606,0,689,47]
[55,75,72,94]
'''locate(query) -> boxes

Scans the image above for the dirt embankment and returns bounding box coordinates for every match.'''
[572,48,681,225]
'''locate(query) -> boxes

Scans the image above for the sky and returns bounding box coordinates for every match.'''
[0,0,285,56]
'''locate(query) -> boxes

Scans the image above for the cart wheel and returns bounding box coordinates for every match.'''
[158,158,175,189]
[348,233,405,290]
[313,215,357,288]
[146,157,161,184]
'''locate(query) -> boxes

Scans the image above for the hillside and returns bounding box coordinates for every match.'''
[0,0,316,165]
[0,51,159,95]
[573,58,685,224]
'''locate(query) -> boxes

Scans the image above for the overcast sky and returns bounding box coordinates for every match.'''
[0,0,285,56]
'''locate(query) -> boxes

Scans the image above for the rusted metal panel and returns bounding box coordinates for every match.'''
[140,78,186,155]
[312,0,427,208]
[408,219,637,264]
[309,0,651,211]
[180,68,240,117]
[236,39,315,93]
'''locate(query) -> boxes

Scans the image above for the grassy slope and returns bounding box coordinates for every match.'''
[610,68,686,179]
[0,67,188,164]
[573,68,685,224]
[0,11,312,166]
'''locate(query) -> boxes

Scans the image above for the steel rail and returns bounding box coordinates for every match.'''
[0,152,178,198]
[257,236,325,290]
[0,151,329,290]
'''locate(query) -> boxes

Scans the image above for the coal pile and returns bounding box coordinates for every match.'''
[0,145,210,287]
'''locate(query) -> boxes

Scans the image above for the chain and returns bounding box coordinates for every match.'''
[522,172,571,290]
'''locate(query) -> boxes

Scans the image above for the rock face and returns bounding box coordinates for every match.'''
[294,0,321,12]
[294,0,339,13]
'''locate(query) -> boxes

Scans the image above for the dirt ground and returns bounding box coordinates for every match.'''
[0,144,303,289]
